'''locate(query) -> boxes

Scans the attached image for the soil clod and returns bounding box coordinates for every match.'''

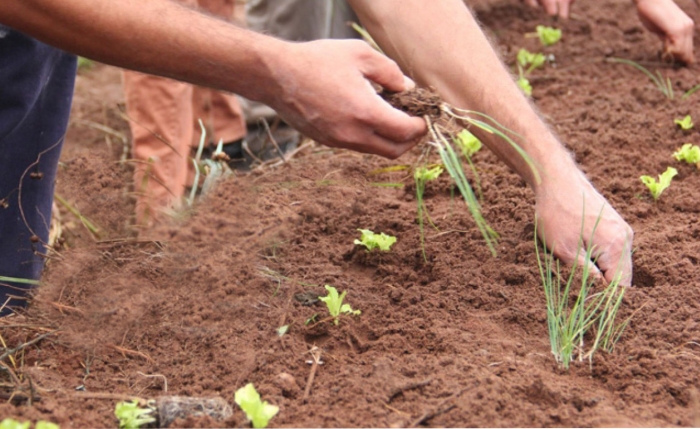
[382,88,443,122]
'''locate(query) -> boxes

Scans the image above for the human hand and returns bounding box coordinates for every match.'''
[636,0,695,64]
[535,170,634,286]
[264,39,427,159]
[522,0,575,19]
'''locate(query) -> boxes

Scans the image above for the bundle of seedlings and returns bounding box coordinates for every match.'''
[382,88,537,255]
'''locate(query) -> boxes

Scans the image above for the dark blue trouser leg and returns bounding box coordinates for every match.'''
[0,26,77,315]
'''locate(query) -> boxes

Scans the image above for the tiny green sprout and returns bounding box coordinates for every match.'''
[414,165,443,182]
[34,423,59,429]
[115,400,156,429]
[0,419,30,429]
[354,229,396,252]
[319,285,361,325]
[673,143,700,166]
[517,75,533,96]
[454,130,483,158]
[277,324,289,337]
[305,313,318,325]
[235,383,279,429]
[536,25,562,46]
[674,115,694,130]
[640,166,678,200]
[517,48,546,73]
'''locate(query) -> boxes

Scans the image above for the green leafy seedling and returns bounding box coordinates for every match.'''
[517,75,533,96]
[319,285,361,325]
[0,420,30,429]
[640,166,678,201]
[536,25,562,46]
[673,143,700,166]
[34,423,59,429]
[354,229,396,252]
[674,115,693,130]
[454,130,482,158]
[517,48,546,74]
[115,400,156,429]
[235,383,279,429]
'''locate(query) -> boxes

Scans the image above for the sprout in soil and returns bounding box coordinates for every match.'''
[354,228,397,252]
[517,48,546,74]
[115,400,156,429]
[674,115,693,130]
[535,211,631,369]
[319,285,361,325]
[235,383,279,429]
[0,420,59,429]
[673,143,700,167]
[414,165,444,261]
[607,58,674,100]
[534,25,562,46]
[640,166,677,201]
[383,88,537,256]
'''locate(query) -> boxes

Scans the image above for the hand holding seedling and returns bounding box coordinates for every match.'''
[535,170,634,286]
[636,0,695,64]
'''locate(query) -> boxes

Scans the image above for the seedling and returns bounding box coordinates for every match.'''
[517,48,546,74]
[608,58,674,100]
[673,143,700,166]
[536,215,630,369]
[536,25,562,46]
[454,129,482,158]
[115,400,156,429]
[235,383,279,429]
[517,74,533,96]
[318,285,361,325]
[354,229,397,252]
[674,115,693,130]
[414,165,444,261]
[640,166,677,201]
[0,420,30,429]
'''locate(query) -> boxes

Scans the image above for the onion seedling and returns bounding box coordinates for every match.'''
[640,166,677,201]
[674,115,693,130]
[607,58,674,100]
[673,143,700,167]
[235,383,279,429]
[414,165,444,261]
[536,214,630,369]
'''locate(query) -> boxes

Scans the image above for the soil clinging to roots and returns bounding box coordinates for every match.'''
[381,87,442,122]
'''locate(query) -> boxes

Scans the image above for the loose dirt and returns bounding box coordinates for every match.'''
[2,0,700,427]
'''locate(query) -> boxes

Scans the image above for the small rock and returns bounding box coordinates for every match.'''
[276,372,300,397]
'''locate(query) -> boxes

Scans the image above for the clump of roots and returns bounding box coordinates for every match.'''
[381,88,443,122]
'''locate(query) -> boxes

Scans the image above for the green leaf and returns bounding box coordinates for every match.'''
[35,423,60,429]
[414,165,443,182]
[354,229,397,252]
[0,420,31,429]
[517,76,532,96]
[674,115,694,130]
[235,383,279,429]
[114,400,156,429]
[517,48,545,72]
[640,167,678,200]
[536,25,562,46]
[673,143,700,165]
[319,285,360,325]
[454,130,482,158]
[277,325,289,337]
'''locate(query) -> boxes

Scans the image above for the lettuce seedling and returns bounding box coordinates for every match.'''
[114,400,156,429]
[517,48,546,73]
[354,229,396,251]
[517,75,533,96]
[319,285,361,325]
[673,143,700,166]
[674,115,693,130]
[536,25,562,46]
[640,166,678,201]
[235,383,279,429]
[0,420,30,429]
[34,423,59,429]
[454,130,482,158]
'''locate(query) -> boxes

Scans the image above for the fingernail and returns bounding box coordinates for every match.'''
[403,76,416,90]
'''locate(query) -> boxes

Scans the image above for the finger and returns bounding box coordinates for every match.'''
[345,132,421,159]
[359,47,410,93]
[574,250,605,285]
[540,0,559,16]
[558,0,571,19]
[367,95,428,143]
[524,0,539,8]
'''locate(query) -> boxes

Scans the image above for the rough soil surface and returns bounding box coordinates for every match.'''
[3,0,700,427]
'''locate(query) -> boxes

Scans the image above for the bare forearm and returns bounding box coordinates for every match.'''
[0,0,282,104]
[350,0,579,190]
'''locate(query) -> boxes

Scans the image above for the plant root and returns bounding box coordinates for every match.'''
[381,88,443,123]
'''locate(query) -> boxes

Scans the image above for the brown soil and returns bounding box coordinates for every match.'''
[382,88,443,122]
[3,0,700,427]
